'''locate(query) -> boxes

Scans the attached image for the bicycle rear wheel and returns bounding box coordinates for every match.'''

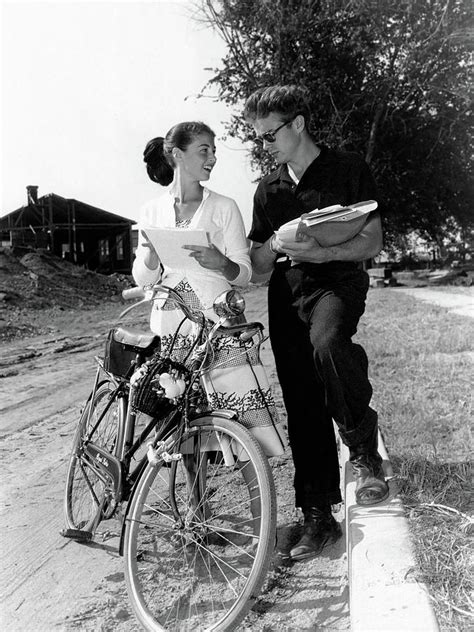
[124,415,277,632]
[64,380,125,532]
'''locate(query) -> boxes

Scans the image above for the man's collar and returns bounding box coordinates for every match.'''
[267,164,293,184]
[267,145,329,184]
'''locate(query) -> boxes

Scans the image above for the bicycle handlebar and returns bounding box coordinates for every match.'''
[120,284,263,344]
[121,283,204,324]
[118,283,264,378]
[122,286,146,301]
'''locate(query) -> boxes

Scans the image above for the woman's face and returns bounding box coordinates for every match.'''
[178,133,217,182]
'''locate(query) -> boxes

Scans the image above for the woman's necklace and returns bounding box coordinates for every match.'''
[174,196,203,223]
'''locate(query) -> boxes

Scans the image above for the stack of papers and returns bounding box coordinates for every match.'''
[141,227,211,272]
[276,200,378,243]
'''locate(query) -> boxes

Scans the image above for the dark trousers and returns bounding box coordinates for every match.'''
[268,263,378,509]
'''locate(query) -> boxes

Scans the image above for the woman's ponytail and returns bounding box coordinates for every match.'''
[143,137,173,186]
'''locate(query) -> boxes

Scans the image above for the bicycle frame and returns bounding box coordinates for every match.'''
[79,359,179,506]
[63,283,280,632]
[65,283,266,539]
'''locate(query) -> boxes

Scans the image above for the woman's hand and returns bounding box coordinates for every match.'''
[182,243,226,270]
[140,230,160,270]
[183,244,240,281]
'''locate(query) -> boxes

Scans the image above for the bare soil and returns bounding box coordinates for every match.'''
[2,248,471,631]
[0,248,349,632]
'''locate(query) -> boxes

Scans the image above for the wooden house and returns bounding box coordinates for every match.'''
[0,186,135,274]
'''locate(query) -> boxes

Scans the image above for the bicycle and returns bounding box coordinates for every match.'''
[62,283,278,632]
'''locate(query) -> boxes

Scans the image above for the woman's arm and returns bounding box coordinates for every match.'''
[219,199,252,285]
[185,195,252,285]
[132,227,163,287]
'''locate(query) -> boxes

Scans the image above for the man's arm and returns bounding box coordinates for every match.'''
[250,236,278,275]
[275,212,383,264]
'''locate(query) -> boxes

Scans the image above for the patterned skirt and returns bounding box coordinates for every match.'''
[155,279,287,457]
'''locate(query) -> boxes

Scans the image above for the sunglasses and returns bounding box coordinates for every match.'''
[253,119,293,146]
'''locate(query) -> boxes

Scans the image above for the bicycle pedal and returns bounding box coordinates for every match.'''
[60,528,93,542]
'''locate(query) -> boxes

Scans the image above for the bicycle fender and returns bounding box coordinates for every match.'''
[191,409,239,421]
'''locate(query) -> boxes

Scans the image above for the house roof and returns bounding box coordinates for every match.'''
[1,192,135,229]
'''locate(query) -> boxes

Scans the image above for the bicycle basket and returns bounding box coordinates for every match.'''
[131,356,190,417]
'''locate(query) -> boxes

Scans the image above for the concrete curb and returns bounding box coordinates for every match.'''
[341,433,439,631]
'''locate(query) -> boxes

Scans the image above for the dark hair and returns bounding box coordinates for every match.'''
[143,121,215,186]
[243,84,312,129]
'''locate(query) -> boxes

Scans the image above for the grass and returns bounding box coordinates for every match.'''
[393,456,473,630]
[355,289,473,631]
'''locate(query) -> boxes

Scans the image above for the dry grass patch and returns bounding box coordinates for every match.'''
[357,290,472,461]
[355,289,473,631]
[393,456,473,631]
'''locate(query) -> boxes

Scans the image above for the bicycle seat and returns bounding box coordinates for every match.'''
[111,327,160,352]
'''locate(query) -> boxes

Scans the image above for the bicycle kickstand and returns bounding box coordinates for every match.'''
[60,496,108,543]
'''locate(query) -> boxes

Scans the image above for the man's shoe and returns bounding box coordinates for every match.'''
[290,507,342,562]
[351,454,389,506]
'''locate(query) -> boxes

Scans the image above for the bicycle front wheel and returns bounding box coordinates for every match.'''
[124,415,277,632]
[64,379,125,531]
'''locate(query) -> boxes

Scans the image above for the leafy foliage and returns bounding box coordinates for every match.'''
[196,0,473,250]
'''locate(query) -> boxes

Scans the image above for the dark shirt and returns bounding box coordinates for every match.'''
[248,145,378,245]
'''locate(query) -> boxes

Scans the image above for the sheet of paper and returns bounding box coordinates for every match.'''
[141,227,211,272]
[303,200,378,226]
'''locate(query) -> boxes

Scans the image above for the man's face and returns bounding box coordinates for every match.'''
[253,114,298,164]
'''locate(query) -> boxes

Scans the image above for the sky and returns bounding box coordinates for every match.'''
[1,0,258,229]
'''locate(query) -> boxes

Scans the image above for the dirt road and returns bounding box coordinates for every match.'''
[391,286,474,318]
[0,287,349,632]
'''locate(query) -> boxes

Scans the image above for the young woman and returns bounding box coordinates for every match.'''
[132,121,286,456]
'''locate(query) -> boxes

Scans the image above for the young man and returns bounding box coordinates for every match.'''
[244,84,389,562]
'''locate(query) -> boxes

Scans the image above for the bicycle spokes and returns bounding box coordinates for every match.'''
[124,418,276,631]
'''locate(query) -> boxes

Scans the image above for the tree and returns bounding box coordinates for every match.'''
[196,0,473,252]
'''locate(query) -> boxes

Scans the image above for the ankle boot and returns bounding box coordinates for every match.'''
[290,506,342,561]
[351,453,389,506]
[349,422,389,506]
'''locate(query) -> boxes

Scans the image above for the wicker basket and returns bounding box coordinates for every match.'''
[131,357,189,417]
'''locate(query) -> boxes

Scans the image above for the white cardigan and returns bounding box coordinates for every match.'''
[132,186,252,311]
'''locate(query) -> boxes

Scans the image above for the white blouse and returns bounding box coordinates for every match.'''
[132,186,252,309]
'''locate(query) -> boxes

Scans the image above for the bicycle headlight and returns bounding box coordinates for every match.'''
[213,289,245,318]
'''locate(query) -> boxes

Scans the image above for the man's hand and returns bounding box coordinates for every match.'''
[274,233,328,264]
